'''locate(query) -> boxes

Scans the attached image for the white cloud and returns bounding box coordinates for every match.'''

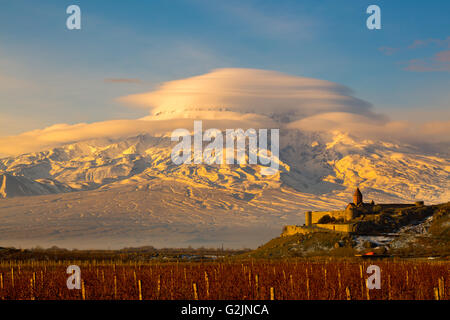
[120,68,380,122]
[0,118,273,156]
[288,112,450,145]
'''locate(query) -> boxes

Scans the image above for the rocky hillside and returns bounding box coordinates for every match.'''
[245,202,450,258]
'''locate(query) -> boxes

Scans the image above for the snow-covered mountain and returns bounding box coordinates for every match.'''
[1,130,448,202]
[0,129,448,249]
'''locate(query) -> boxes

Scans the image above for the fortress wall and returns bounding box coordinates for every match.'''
[282,223,356,236]
[311,210,346,223]
[377,204,416,209]
[281,225,312,236]
[315,223,355,233]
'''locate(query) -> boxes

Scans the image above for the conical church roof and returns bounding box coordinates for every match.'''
[353,187,363,205]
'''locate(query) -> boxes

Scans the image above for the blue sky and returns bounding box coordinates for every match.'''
[0,0,449,136]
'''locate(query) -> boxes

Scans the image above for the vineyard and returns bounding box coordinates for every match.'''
[0,260,448,300]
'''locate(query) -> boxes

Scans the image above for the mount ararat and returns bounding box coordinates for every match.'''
[0,129,448,249]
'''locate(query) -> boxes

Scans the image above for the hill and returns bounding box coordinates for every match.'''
[245,202,450,258]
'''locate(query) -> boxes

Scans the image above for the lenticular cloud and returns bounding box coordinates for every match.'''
[120,68,378,122]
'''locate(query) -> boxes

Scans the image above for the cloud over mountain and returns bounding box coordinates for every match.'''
[120,68,379,122]
[0,68,448,157]
[288,112,450,146]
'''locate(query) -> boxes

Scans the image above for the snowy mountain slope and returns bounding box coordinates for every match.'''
[0,173,72,198]
[0,178,349,249]
[0,131,448,203]
[279,130,449,203]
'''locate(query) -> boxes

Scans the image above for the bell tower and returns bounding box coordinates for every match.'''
[353,187,363,206]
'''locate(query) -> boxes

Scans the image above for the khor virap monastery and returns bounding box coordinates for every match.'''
[282,188,425,236]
